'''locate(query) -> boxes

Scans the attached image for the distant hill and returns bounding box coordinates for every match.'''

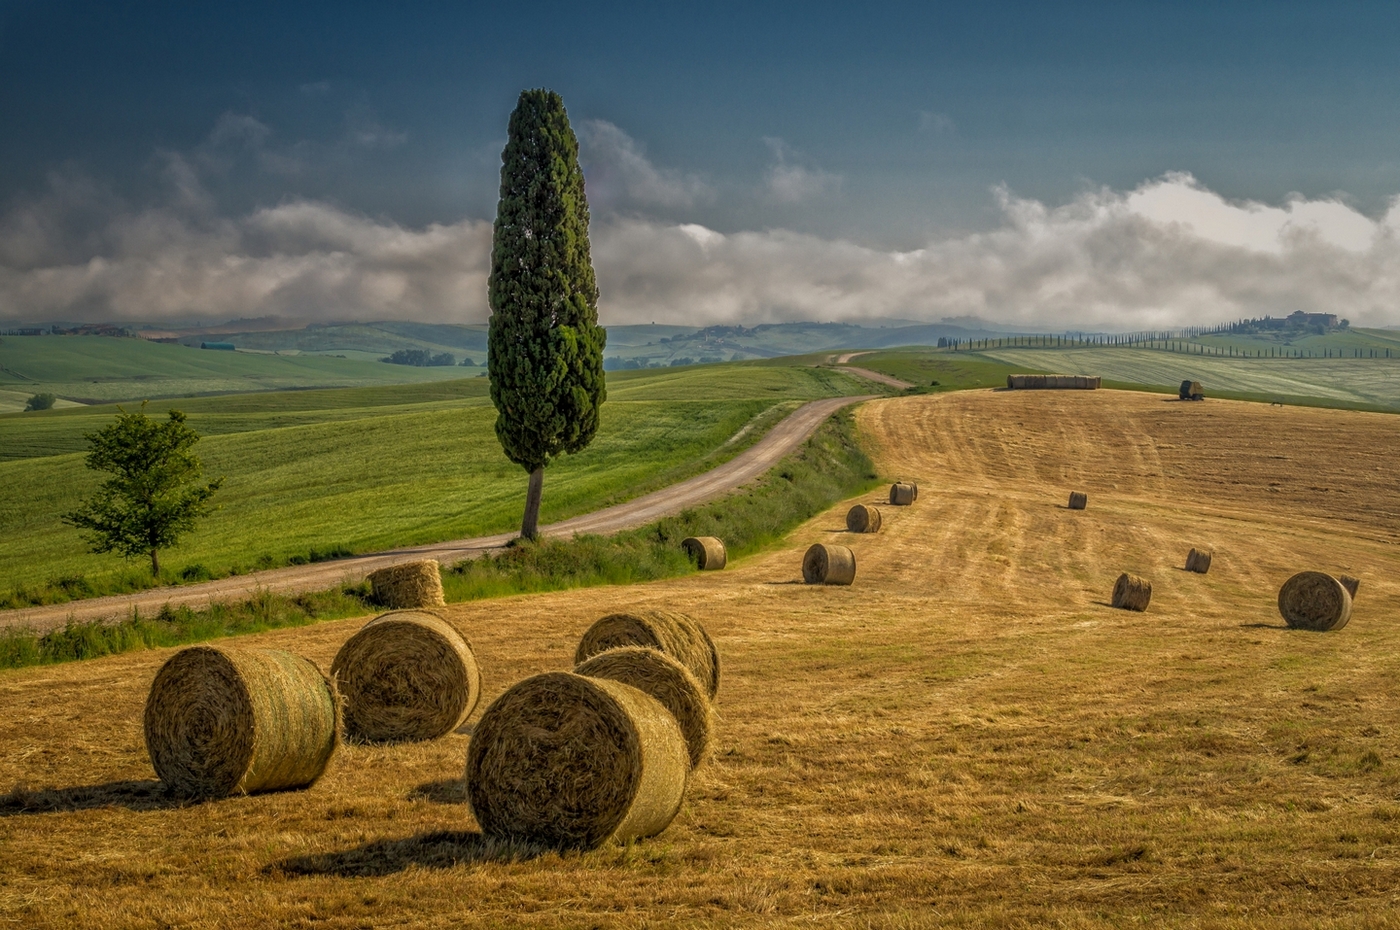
[123,318,1010,368]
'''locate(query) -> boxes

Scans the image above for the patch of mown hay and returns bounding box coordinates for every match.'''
[1111,573,1152,611]
[464,672,689,849]
[575,610,720,700]
[143,645,338,799]
[681,536,727,570]
[368,559,445,609]
[1068,491,1088,510]
[1007,374,1101,389]
[1278,571,1353,631]
[331,610,481,743]
[803,543,857,586]
[846,503,882,533]
[889,482,916,506]
[1185,548,1213,574]
[575,646,713,768]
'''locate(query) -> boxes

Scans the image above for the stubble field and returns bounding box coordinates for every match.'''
[2,389,1399,928]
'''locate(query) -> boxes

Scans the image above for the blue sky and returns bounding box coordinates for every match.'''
[4,1,1400,328]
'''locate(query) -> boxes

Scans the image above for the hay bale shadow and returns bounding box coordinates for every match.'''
[764,580,806,585]
[408,779,467,804]
[1239,622,1290,630]
[270,830,550,877]
[0,779,187,816]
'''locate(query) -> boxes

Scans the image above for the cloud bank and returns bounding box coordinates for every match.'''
[4,154,1400,329]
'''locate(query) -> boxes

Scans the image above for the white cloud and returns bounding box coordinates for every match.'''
[1125,172,1376,253]
[0,184,493,323]
[4,171,1400,329]
[590,173,1400,328]
[577,120,712,212]
[762,137,841,204]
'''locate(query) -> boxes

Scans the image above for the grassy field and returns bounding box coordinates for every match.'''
[1194,326,1400,356]
[0,363,869,602]
[3,390,1399,926]
[828,351,1041,392]
[0,408,879,669]
[977,347,1400,409]
[0,335,475,403]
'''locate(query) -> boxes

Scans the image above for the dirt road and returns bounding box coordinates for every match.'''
[1,394,874,632]
[837,364,914,389]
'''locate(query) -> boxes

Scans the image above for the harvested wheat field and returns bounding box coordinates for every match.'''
[4,388,1400,928]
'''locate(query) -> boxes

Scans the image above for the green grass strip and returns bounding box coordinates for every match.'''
[0,409,878,671]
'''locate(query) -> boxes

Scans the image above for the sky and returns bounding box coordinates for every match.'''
[3,1,1400,330]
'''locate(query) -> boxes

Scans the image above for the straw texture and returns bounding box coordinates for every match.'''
[368,559,446,609]
[465,672,689,849]
[1007,374,1101,389]
[889,483,916,506]
[681,536,727,571]
[1185,548,1213,574]
[331,610,482,743]
[576,646,713,768]
[143,645,338,798]
[846,504,882,533]
[575,610,721,700]
[803,543,857,585]
[1111,573,1152,611]
[1278,571,1353,632]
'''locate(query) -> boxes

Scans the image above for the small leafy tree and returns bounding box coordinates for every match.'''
[487,88,607,539]
[24,393,56,411]
[63,404,224,577]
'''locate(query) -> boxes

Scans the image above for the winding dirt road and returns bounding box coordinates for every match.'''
[2,394,875,632]
[826,352,915,389]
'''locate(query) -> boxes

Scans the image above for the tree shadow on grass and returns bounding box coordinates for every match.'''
[271,830,552,877]
[0,779,189,816]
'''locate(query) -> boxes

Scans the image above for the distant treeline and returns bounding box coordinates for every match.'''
[380,349,476,367]
[603,356,725,370]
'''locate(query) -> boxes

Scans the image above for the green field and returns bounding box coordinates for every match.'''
[1195,325,1400,356]
[978,346,1400,408]
[828,351,1041,391]
[0,363,869,601]
[0,335,475,403]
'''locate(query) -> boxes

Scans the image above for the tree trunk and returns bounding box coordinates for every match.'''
[151,548,160,577]
[520,466,545,540]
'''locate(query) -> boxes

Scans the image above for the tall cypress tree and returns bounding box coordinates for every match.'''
[487,89,607,540]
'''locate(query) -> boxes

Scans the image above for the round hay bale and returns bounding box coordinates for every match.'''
[845,504,882,533]
[368,559,445,609]
[890,482,916,506]
[681,536,727,571]
[1339,575,1360,599]
[1111,573,1152,611]
[575,646,713,768]
[144,645,338,798]
[1185,548,1213,574]
[1068,491,1088,510]
[803,543,856,586]
[576,610,720,700]
[1278,571,1353,631]
[331,610,481,743]
[465,671,689,849]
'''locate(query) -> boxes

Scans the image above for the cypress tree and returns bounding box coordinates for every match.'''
[487,89,607,540]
